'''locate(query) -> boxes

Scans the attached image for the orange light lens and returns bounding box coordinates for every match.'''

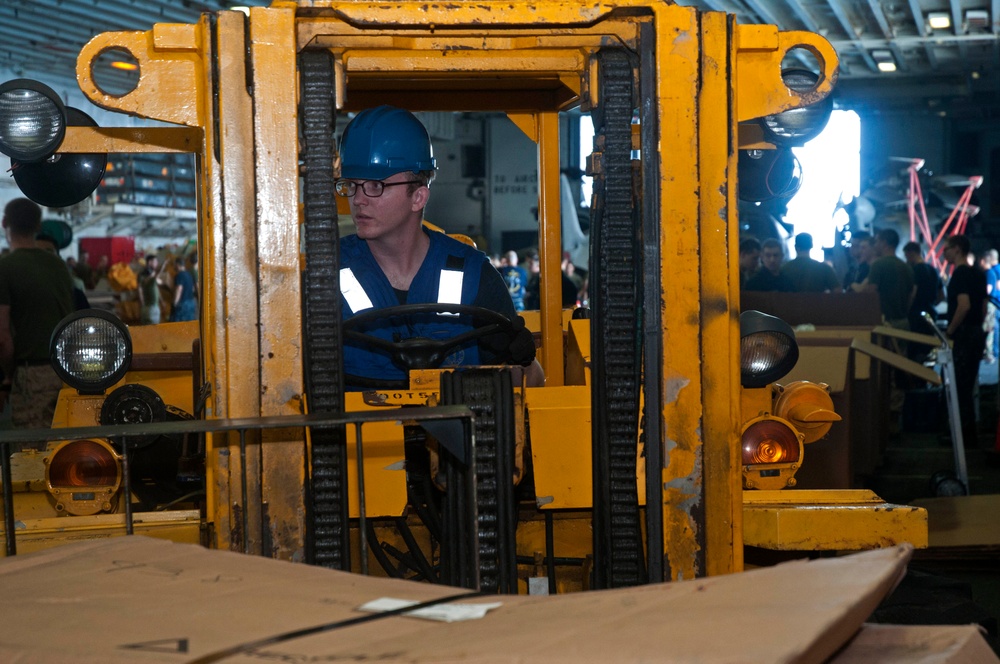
[742,419,800,465]
[48,440,119,487]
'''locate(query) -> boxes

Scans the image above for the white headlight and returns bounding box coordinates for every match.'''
[50,309,132,393]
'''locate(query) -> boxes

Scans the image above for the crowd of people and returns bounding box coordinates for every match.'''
[741,228,995,447]
[0,197,202,439]
[490,249,587,311]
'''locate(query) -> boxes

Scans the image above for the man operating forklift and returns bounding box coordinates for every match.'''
[335,106,544,389]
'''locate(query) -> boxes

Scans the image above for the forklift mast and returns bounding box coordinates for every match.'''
[12,1,840,580]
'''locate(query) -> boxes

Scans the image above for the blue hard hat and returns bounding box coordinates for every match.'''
[340,106,437,180]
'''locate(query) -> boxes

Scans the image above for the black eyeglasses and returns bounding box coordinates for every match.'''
[334,179,423,198]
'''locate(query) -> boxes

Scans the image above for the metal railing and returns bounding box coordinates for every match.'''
[0,406,477,576]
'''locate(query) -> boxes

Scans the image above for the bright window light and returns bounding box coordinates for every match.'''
[877,61,897,72]
[784,110,861,261]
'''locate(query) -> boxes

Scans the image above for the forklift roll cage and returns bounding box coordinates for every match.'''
[0,1,902,588]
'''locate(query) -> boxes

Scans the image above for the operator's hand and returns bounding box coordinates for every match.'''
[507,315,537,367]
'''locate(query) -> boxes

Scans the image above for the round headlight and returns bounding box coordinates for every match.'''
[50,309,132,394]
[759,69,833,147]
[740,310,799,388]
[0,79,67,162]
[13,106,107,208]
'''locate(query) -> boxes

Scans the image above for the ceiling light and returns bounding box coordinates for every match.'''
[965,9,989,31]
[110,61,138,71]
[927,12,951,29]
[871,49,897,73]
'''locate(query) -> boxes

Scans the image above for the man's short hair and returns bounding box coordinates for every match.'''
[2,198,42,238]
[946,234,971,255]
[875,228,900,250]
[739,237,761,255]
[902,241,922,255]
[794,233,813,251]
[400,169,436,199]
[761,238,784,253]
[146,254,157,262]
[851,230,871,244]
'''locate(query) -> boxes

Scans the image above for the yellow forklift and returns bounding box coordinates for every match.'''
[0,0,926,592]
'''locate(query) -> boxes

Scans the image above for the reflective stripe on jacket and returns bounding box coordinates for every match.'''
[339,230,486,383]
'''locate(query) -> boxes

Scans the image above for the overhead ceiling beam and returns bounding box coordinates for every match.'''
[993,0,1000,67]
[948,0,972,61]
[20,0,200,30]
[865,0,894,37]
[825,0,882,72]
[863,0,908,71]
[779,0,821,32]
[903,0,940,69]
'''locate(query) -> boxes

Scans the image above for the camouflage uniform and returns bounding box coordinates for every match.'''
[11,364,64,430]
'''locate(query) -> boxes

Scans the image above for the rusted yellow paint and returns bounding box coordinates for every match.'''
[653,3,704,582]
[0,511,201,557]
[250,6,308,561]
[209,11,268,552]
[52,0,850,576]
[743,490,929,550]
[76,21,208,127]
[698,10,743,577]
[58,126,201,154]
[734,26,839,123]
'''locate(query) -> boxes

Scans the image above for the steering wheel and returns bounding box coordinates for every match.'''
[342,303,515,379]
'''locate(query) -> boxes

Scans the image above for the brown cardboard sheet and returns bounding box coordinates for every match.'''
[0,537,921,663]
[910,495,1000,548]
[833,624,998,663]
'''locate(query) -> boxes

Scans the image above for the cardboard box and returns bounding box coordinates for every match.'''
[0,536,951,663]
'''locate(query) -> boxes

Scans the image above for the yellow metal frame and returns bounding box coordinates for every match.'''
[744,490,929,550]
[43,0,914,580]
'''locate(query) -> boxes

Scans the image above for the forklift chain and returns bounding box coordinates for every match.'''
[590,49,646,588]
[300,50,351,570]
[440,369,518,593]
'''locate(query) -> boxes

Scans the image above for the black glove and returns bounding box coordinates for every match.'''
[507,315,537,366]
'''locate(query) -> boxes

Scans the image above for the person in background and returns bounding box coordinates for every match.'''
[852,228,914,331]
[334,105,542,388]
[781,232,839,292]
[744,238,793,292]
[738,237,762,288]
[74,250,97,290]
[35,231,89,311]
[189,252,199,283]
[0,198,75,434]
[842,231,872,291]
[501,249,529,312]
[138,254,164,324]
[902,241,943,361]
[984,248,1000,363]
[170,256,198,322]
[942,234,987,447]
[94,255,110,288]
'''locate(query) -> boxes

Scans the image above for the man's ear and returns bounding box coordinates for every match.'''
[410,184,430,211]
